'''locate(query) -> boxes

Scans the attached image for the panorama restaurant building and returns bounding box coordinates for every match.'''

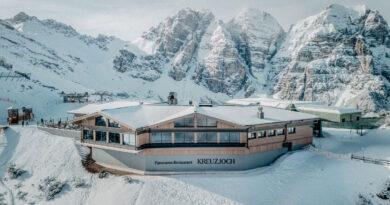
[69,103,320,173]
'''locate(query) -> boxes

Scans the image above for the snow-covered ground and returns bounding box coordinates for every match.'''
[0,126,389,204]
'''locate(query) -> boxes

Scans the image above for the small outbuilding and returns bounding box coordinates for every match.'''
[294,104,361,123]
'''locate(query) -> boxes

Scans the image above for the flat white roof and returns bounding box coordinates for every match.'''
[226,98,320,109]
[294,104,360,114]
[68,101,150,115]
[226,98,360,114]
[96,104,318,129]
[197,106,318,126]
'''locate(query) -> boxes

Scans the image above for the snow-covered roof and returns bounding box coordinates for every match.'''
[196,106,318,126]
[294,104,360,114]
[226,98,360,115]
[80,104,319,129]
[101,105,195,129]
[225,98,321,109]
[68,101,148,115]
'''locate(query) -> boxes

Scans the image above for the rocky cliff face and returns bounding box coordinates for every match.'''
[1,5,390,113]
[124,8,284,97]
[270,4,390,113]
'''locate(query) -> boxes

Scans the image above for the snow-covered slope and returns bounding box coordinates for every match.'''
[1,126,389,204]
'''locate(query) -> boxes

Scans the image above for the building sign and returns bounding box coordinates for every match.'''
[154,158,235,166]
[155,161,192,165]
[197,158,235,165]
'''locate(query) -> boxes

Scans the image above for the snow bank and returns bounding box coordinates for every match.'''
[0,127,389,204]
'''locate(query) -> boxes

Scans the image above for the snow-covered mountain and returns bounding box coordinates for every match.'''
[270,4,390,114]
[1,5,389,116]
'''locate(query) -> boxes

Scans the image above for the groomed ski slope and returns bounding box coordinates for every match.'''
[0,126,389,204]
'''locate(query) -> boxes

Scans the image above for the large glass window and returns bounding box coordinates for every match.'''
[83,129,93,140]
[174,132,194,143]
[123,133,135,146]
[174,117,194,127]
[108,119,120,128]
[184,132,194,143]
[230,132,240,143]
[95,116,106,126]
[151,132,162,143]
[220,132,230,143]
[109,133,120,143]
[277,129,285,135]
[174,132,185,143]
[197,132,217,143]
[268,130,275,137]
[96,131,106,142]
[151,132,172,143]
[221,132,240,143]
[197,116,217,127]
[161,132,172,143]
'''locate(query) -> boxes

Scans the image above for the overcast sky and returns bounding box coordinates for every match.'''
[1,0,389,41]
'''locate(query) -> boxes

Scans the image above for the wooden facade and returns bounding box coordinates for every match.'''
[71,110,319,156]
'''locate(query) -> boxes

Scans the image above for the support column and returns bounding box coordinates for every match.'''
[93,130,96,141]
[194,114,197,128]
[171,132,175,144]
[81,126,84,142]
[217,132,220,143]
[284,124,288,142]
[106,132,109,143]
[120,133,123,145]
[194,133,197,143]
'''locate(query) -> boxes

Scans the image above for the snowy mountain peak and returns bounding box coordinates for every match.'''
[134,8,215,56]
[235,8,272,21]
[11,12,36,23]
[227,7,284,81]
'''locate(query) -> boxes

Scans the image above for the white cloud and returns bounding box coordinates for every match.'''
[0,0,389,40]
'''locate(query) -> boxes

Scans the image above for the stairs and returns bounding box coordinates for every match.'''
[75,144,93,165]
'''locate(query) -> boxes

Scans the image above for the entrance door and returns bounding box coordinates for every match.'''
[283,142,292,151]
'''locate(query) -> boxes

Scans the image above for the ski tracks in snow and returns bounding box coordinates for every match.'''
[0,127,21,205]
[132,179,145,205]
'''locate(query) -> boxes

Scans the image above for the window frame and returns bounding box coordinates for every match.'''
[197,116,217,127]
[248,132,256,140]
[268,130,275,137]
[95,116,107,127]
[288,127,296,134]
[123,133,135,146]
[220,132,240,143]
[108,119,120,128]
[277,129,285,135]
[174,117,195,127]
[151,132,172,144]
[109,132,120,143]
[83,129,93,140]
[258,131,266,138]
[151,132,162,143]
[95,131,107,142]
[197,132,217,143]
